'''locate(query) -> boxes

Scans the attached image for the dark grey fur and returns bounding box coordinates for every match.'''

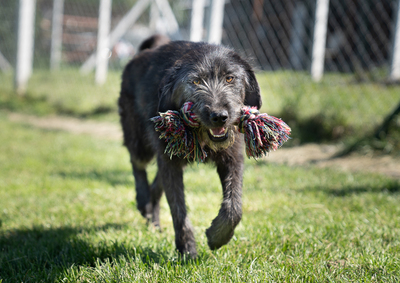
[118,35,262,258]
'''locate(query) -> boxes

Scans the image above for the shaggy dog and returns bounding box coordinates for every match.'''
[119,35,261,258]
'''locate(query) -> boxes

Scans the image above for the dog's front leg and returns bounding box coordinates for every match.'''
[157,156,197,258]
[206,148,243,250]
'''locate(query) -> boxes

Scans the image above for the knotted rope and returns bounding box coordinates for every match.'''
[150,102,291,162]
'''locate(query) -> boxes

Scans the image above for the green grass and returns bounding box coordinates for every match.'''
[258,71,400,127]
[0,69,121,120]
[1,110,399,282]
[0,69,399,281]
[1,69,399,139]
[257,71,400,144]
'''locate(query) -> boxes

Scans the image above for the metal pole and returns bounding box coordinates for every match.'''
[390,0,400,81]
[80,0,151,74]
[190,0,206,42]
[206,0,225,44]
[14,0,36,94]
[95,0,112,85]
[311,0,329,82]
[150,0,160,32]
[154,0,181,39]
[50,0,64,70]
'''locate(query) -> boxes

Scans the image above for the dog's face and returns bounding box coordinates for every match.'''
[158,44,262,151]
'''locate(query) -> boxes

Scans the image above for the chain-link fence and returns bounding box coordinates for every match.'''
[223,0,397,74]
[0,0,170,70]
[1,0,397,74]
[0,0,399,150]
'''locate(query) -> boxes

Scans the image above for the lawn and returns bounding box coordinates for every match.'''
[0,69,399,282]
[0,110,399,282]
[1,69,399,139]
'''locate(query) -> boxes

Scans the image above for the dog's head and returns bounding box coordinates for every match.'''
[158,43,262,151]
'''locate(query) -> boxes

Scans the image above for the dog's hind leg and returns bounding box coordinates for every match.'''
[119,95,156,221]
[131,162,152,219]
[119,107,153,219]
[206,145,244,250]
[148,172,163,227]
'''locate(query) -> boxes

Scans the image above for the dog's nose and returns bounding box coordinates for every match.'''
[210,111,229,126]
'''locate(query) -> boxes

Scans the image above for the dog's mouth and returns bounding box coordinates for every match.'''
[207,127,229,142]
[200,125,236,152]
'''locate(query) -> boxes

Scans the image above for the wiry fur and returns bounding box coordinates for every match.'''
[119,35,262,258]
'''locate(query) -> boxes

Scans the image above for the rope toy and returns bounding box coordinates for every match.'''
[150,102,291,162]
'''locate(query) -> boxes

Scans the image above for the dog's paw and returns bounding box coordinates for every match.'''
[175,226,198,258]
[177,242,198,259]
[137,202,152,219]
[205,225,234,250]
[179,250,198,260]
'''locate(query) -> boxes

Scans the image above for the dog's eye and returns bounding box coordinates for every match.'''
[193,79,201,85]
[226,76,234,83]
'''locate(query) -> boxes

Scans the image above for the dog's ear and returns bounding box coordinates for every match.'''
[158,64,181,113]
[233,54,262,109]
[243,66,262,109]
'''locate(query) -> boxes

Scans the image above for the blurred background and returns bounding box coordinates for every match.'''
[0,0,399,155]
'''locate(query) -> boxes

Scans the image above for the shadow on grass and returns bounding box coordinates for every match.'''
[314,180,400,197]
[0,223,198,282]
[55,169,133,187]
[0,89,116,118]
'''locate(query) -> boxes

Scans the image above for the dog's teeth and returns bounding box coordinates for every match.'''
[209,127,227,137]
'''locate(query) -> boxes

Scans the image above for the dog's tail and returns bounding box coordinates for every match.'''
[138,34,170,52]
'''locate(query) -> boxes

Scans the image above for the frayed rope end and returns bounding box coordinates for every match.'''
[150,104,207,163]
[150,102,291,162]
[239,106,291,158]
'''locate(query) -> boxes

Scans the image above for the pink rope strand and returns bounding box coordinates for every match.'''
[150,102,291,162]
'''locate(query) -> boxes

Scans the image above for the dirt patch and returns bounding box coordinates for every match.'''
[8,113,122,141]
[8,113,400,179]
[267,143,400,178]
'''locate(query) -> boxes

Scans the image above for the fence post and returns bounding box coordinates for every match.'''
[154,0,181,39]
[190,0,206,42]
[14,0,36,94]
[95,0,112,85]
[390,0,400,81]
[50,0,64,70]
[80,0,151,74]
[150,0,160,32]
[206,0,225,44]
[311,0,329,82]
